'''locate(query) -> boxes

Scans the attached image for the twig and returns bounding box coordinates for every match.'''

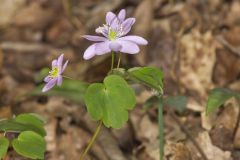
[0,42,51,53]
[216,35,240,56]
[169,111,208,160]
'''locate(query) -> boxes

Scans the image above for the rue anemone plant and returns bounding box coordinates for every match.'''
[0,9,165,160]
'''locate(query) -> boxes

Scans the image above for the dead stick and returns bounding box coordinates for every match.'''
[169,111,208,160]
[216,35,240,56]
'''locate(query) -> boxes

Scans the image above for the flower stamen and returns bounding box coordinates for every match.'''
[49,67,60,78]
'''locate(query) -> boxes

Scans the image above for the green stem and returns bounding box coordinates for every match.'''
[117,52,121,68]
[158,99,164,160]
[80,121,103,160]
[62,75,74,80]
[111,52,115,72]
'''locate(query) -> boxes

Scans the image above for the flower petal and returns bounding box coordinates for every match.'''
[83,44,96,60]
[95,41,111,55]
[118,40,140,54]
[106,12,116,25]
[44,76,51,83]
[118,9,126,22]
[57,54,64,67]
[122,18,136,35]
[95,26,108,37]
[57,76,62,86]
[118,35,148,45]
[52,59,57,68]
[82,35,107,42]
[109,41,122,51]
[61,60,68,73]
[110,18,121,31]
[42,78,57,92]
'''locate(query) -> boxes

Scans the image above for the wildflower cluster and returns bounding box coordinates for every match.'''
[0,9,165,160]
[43,9,148,91]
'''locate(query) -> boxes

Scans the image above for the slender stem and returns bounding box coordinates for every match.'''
[62,75,74,80]
[158,100,164,160]
[111,51,115,72]
[117,52,121,68]
[80,121,103,160]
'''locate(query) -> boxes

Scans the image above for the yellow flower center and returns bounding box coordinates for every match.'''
[108,29,117,41]
[49,67,60,78]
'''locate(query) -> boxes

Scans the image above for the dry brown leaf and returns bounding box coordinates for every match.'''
[46,17,74,46]
[144,141,159,160]
[201,110,217,131]
[133,0,154,65]
[234,120,240,149]
[13,2,54,30]
[111,123,134,153]
[179,30,216,98]
[86,0,124,29]
[165,141,192,160]
[187,97,203,112]
[0,106,12,118]
[0,0,26,27]
[213,48,240,86]
[213,27,240,86]
[226,1,240,25]
[165,114,186,142]
[0,49,3,71]
[196,131,232,160]
[52,127,91,160]
[210,98,239,150]
[139,115,158,142]
[136,90,154,104]
[45,118,57,152]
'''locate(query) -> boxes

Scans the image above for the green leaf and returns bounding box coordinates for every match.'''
[84,75,136,128]
[206,88,240,115]
[12,131,46,160]
[15,114,46,137]
[0,137,9,159]
[30,79,88,104]
[128,67,164,93]
[0,114,46,137]
[143,96,159,110]
[163,96,187,113]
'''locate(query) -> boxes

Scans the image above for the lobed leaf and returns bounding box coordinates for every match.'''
[206,88,240,115]
[12,131,46,160]
[0,113,46,137]
[0,137,9,159]
[128,67,164,93]
[143,95,159,110]
[84,75,136,128]
[163,96,187,113]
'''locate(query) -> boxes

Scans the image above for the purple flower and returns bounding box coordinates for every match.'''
[82,9,148,60]
[42,54,68,92]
